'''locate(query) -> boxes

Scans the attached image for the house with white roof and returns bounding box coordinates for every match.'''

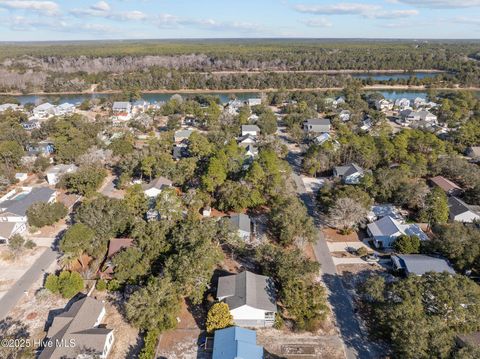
[141,177,173,198]
[367,215,428,248]
[247,98,262,107]
[46,164,78,185]
[217,271,277,327]
[375,99,393,111]
[394,98,411,110]
[303,118,331,134]
[54,103,75,116]
[241,125,260,137]
[33,103,55,119]
[0,103,20,112]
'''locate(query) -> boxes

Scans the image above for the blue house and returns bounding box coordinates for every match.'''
[213,326,263,359]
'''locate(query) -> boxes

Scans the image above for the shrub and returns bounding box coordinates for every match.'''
[273,313,285,330]
[26,202,67,228]
[139,329,160,359]
[107,279,121,292]
[45,271,84,298]
[206,302,233,333]
[356,247,369,257]
[393,235,420,254]
[8,234,25,255]
[24,239,37,250]
[96,279,107,291]
[59,166,107,196]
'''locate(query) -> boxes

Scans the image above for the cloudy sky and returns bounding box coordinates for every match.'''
[0,0,479,41]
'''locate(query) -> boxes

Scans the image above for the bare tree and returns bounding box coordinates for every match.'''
[327,197,367,234]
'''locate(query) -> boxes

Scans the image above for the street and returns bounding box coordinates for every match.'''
[286,147,380,359]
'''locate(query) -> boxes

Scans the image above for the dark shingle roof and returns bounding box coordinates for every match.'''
[392,254,455,276]
[217,271,277,312]
[0,187,55,216]
[448,196,480,217]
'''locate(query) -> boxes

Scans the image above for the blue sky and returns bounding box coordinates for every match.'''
[0,0,479,41]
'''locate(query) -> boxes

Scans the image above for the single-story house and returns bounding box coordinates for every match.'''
[430,176,462,196]
[247,98,262,107]
[174,129,194,143]
[26,141,55,156]
[212,326,263,359]
[217,271,277,327]
[392,254,455,276]
[0,222,25,245]
[333,163,364,184]
[303,118,331,133]
[38,297,114,359]
[0,187,56,225]
[229,213,252,241]
[367,216,428,248]
[46,164,78,185]
[238,134,257,147]
[142,177,173,198]
[241,125,260,137]
[448,196,480,223]
[112,101,132,114]
[367,204,403,222]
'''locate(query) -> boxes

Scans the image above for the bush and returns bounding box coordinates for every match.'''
[26,202,67,228]
[59,166,107,196]
[107,279,121,292]
[393,235,420,254]
[45,271,84,298]
[206,302,233,333]
[96,279,107,291]
[8,234,25,255]
[139,329,160,359]
[356,247,369,257]
[273,313,285,330]
[24,239,37,250]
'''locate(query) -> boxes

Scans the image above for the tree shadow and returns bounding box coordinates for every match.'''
[43,292,87,332]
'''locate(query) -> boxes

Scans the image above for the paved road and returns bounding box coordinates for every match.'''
[0,247,59,320]
[286,149,381,359]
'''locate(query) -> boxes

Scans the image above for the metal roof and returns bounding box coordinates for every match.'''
[213,326,263,359]
[392,254,455,276]
[0,187,55,216]
[217,271,277,312]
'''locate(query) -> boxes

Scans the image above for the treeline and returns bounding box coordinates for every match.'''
[0,40,479,93]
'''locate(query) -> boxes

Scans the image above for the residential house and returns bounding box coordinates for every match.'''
[0,187,56,224]
[217,271,277,327]
[132,100,149,113]
[107,238,134,257]
[245,144,259,158]
[135,113,153,128]
[400,109,437,125]
[448,196,480,223]
[241,125,260,137]
[33,103,55,118]
[21,120,41,130]
[456,332,480,351]
[392,254,455,276]
[54,103,75,116]
[174,129,193,144]
[394,98,411,110]
[229,213,252,241]
[336,96,346,106]
[367,204,403,222]
[360,117,373,131]
[38,297,114,359]
[225,99,244,116]
[367,215,428,248]
[15,173,28,182]
[212,326,263,359]
[430,176,463,196]
[413,97,427,108]
[333,163,364,184]
[303,118,331,134]
[0,222,25,245]
[112,101,132,114]
[466,146,480,161]
[247,98,262,107]
[142,176,173,198]
[0,103,19,112]
[339,110,351,122]
[375,99,393,111]
[26,141,55,156]
[46,164,78,185]
[238,134,257,147]
[172,145,188,161]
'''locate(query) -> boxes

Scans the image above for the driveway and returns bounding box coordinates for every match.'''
[0,247,59,320]
[286,149,381,359]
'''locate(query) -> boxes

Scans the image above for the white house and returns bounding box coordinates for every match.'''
[333,163,364,184]
[401,109,437,124]
[367,215,428,248]
[142,177,173,198]
[217,271,277,327]
[448,196,480,223]
[375,99,393,111]
[0,222,25,245]
[0,103,20,112]
[46,164,78,185]
[394,98,411,110]
[247,98,262,107]
[53,103,75,116]
[339,110,351,122]
[303,118,331,134]
[38,297,114,359]
[241,125,260,137]
[33,103,55,118]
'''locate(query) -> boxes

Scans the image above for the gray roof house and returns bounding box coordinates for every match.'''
[303,118,331,133]
[112,101,132,113]
[392,254,455,276]
[333,163,364,184]
[0,187,56,219]
[174,129,194,143]
[229,213,252,241]
[217,271,277,327]
[142,177,173,198]
[367,216,428,248]
[39,297,114,359]
[448,196,480,223]
[241,125,261,137]
[466,146,480,160]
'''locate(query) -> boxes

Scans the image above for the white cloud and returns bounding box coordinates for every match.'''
[0,0,59,15]
[453,16,480,25]
[91,1,110,12]
[395,0,480,8]
[294,3,418,19]
[373,9,419,19]
[301,18,333,27]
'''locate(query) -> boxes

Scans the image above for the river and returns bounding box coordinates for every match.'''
[352,72,444,81]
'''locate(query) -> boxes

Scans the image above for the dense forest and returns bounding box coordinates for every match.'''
[0,39,479,93]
